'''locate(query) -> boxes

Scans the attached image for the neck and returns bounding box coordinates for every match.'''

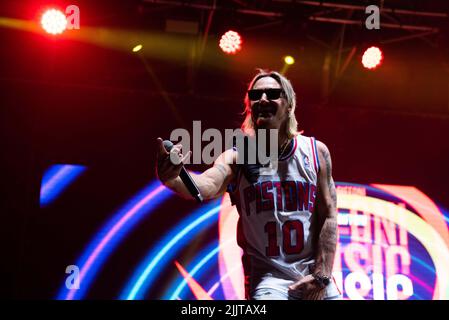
[278,133,288,148]
[254,128,289,150]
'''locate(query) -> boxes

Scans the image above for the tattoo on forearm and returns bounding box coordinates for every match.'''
[315,145,338,276]
[323,149,332,185]
[321,219,338,252]
[321,147,337,209]
[318,218,338,275]
[329,178,337,209]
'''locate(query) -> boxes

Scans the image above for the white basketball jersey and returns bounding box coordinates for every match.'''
[229,134,322,294]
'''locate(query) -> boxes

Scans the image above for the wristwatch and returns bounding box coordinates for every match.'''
[312,273,331,289]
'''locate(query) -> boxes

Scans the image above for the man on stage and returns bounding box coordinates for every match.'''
[156,70,341,300]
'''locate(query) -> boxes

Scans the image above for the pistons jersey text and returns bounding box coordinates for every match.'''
[228,134,327,295]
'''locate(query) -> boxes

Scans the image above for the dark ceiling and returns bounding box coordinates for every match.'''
[1,0,448,116]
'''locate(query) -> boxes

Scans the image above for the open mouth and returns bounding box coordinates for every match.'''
[254,103,277,119]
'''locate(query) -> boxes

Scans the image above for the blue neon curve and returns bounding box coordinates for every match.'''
[121,199,222,300]
[40,164,86,207]
[56,180,171,300]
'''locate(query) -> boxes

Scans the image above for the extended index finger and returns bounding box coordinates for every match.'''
[157,137,169,157]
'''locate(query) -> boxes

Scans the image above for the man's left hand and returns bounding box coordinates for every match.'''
[288,275,326,300]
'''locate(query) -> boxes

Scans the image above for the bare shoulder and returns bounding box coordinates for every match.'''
[316,140,331,158]
[315,140,337,210]
[315,140,333,180]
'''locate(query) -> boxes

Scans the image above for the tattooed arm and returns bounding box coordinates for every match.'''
[314,141,338,279]
[288,140,338,300]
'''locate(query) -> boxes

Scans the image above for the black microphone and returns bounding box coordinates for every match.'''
[163,140,203,203]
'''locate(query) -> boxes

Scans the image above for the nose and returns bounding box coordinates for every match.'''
[259,92,269,102]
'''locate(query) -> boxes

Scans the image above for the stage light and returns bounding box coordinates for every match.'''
[41,9,67,35]
[132,44,143,52]
[284,56,295,65]
[219,30,242,55]
[362,46,383,70]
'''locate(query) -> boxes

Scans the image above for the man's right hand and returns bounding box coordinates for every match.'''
[156,137,190,184]
[156,137,235,200]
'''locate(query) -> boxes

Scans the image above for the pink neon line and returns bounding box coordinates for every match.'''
[66,185,165,300]
[407,273,434,296]
[207,264,242,297]
[175,261,212,300]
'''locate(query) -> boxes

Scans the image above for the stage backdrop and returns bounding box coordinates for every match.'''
[40,164,449,300]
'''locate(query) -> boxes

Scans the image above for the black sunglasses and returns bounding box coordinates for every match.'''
[247,88,283,101]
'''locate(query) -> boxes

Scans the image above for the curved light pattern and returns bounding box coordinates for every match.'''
[40,164,86,207]
[41,9,67,34]
[407,273,435,296]
[410,255,436,276]
[217,184,448,300]
[174,261,213,300]
[219,30,242,54]
[207,263,244,298]
[372,184,449,299]
[372,184,449,248]
[122,199,222,300]
[169,244,220,300]
[167,238,235,300]
[333,184,442,300]
[337,233,435,298]
[362,46,383,69]
[444,208,449,225]
[218,194,244,300]
[58,181,171,300]
[55,176,448,300]
[338,194,449,299]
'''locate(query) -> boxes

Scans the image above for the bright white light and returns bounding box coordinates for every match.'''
[362,46,383,70]
[41,9,67,35]
[219,30,242,54]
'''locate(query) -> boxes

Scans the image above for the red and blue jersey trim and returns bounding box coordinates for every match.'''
[310,137,320,173]
[279,136,297,161]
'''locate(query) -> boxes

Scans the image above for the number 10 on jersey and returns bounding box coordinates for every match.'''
[264,220,304,256]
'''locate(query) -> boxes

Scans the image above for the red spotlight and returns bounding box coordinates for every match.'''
[362,46,383,70]
[41,9,67,35]
[219,30,242,54]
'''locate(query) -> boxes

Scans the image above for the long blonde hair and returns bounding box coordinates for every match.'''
[241,70,299,139]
